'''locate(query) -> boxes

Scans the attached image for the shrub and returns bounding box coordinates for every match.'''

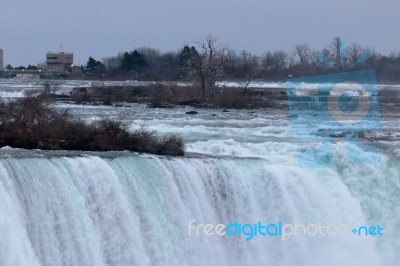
[149,83,202,108]
[0,93,184,156]
[157,136,185,156]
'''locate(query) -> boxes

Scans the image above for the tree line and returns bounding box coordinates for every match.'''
[78,36,400,83]
[4,36,400,84]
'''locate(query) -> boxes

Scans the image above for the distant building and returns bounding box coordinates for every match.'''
[0,49,3,71]
[16,73,41,80]
[46,52,73,73]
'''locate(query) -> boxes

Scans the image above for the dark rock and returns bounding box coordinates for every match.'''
[186,111,198,115]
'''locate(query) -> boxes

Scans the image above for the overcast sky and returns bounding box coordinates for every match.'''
[1,0,399,66]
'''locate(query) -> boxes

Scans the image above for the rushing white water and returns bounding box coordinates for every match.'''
[0,144,398,266]
[0,80,400,265]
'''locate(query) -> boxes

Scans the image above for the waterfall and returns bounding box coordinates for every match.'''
[0,153,398,266]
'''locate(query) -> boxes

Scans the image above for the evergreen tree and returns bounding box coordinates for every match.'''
[120,50,148,73]
[86,56,104,71]
[179,45,199,67]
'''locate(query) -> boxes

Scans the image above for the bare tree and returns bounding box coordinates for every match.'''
[238,57,260,95]
[185,36,233,102]
[136,47,161,68]
[261,51,288,70]
[347,43,373,68]
[236,50,257,64]
[102,56,120,70]
[295,43,311,64]
[347,43,363,66]
[329,37,346,69]
[232,50,260,77]
[312,48,331,71]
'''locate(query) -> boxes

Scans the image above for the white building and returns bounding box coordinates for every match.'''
[46,51,73,73]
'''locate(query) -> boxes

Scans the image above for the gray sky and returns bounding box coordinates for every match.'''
[1,0,399,66]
